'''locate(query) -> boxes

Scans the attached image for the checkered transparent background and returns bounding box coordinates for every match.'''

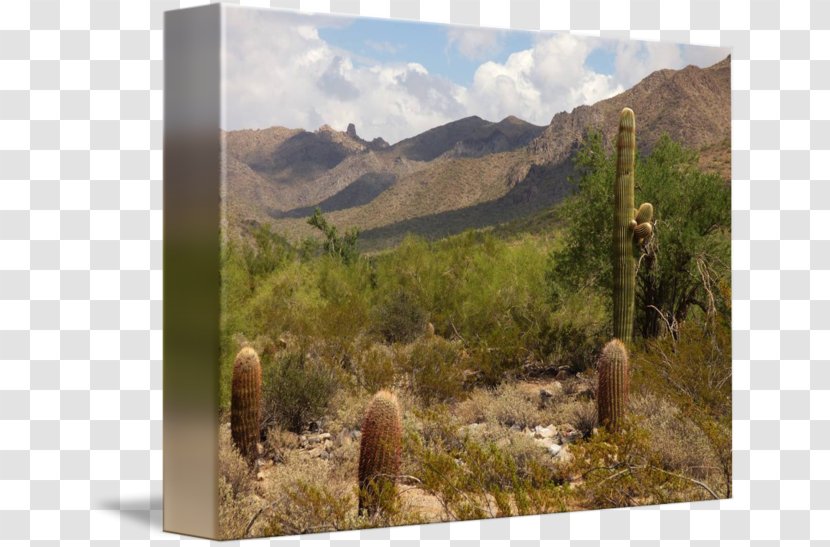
[0,0,826,543]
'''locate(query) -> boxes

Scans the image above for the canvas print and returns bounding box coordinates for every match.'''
[210,6,731,539]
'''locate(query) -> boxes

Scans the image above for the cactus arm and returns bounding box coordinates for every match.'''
[635,202,653,224]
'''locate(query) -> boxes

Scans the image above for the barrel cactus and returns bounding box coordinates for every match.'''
[231,346,262,465]
[613,108,653,345]
[597,339,629,432]
[358,390,403,516]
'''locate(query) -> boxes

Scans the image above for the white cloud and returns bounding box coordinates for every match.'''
[466,34,624,125]
[613,40,730,88]
[223,9,467,143]
[222,10,728,143]
[446,27,505,60]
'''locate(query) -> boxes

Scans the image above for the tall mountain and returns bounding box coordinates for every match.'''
[390,115,546,161]
[225,56,730,248]
[224,115,545,224]
[529,55,731,167]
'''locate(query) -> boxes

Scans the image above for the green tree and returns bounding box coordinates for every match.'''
[243,223,295,280]
[307,207,360,264]
[547,132,730,339]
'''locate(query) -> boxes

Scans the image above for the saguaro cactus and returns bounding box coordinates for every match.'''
[613,108,653,345]
[358,390,403,516]
[231,346,262,465]
[597,339,629,432]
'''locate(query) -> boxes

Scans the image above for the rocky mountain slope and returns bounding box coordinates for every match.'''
[224,56,730,247]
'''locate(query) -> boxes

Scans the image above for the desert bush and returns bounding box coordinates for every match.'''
[455,384,545,430]
[632,314,732,497]
[401,336,465,404]
[219,476,263,539]
[409,428,566,521]
[560,420,718,509]
[243,224,297,280]
[218,424,261,539]
[354,342,397,394]
[307,207,361,265]
[262,350,340,433]
[261,479,355,536]
[374,288,429,344]
[219,423,255,499]
[565,400,598,440]
[542,289,609,372]
[547,132,731,339]
[259,453,356,536]
[629,393,717,483]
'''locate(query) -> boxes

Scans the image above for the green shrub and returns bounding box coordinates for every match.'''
[218,423,261,539]
[408,427,566,520]
[374,288,429,344]
[542,289,609,372]
[402,336,465,404]
[546,132,731,340]
[262,350,340,433]
[355,343,397,393]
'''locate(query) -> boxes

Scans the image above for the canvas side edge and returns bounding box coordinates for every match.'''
[163,4,222,540]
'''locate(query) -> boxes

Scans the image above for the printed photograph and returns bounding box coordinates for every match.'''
[217,6,731,538]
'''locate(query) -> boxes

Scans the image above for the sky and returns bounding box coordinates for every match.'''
[222,7,729,144]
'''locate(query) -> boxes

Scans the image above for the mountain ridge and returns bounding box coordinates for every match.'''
[224,55,731,247]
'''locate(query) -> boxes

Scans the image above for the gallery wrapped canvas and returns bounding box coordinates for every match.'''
[163,4,732,539]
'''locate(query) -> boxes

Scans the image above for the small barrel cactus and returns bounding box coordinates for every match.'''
[231,346,262,465]
[358,390,403,516]
[597,339,629,432]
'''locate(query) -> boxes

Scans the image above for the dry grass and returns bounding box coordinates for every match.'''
[219,323,730,538]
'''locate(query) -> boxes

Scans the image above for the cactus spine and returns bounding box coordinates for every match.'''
[613,108,653,345]
[597,339,629,432]
[231,346,262,465]
[358,390,403,516]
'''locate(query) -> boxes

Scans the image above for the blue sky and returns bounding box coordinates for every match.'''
[319,20,542,86]
[222,7,729,143]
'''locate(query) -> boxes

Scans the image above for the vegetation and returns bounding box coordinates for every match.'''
[546,131,730,339]
[307,207,361,264]
[217,129,731,538]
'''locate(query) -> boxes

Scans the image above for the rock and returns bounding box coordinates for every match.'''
[548,444,562,457]
[256,471,265,481]
[533,437,556,450]
[557,424,581,444]
[555,445,573,463]
[534,425,557,439]
[346,123,357,138]
[303,432,330,445]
